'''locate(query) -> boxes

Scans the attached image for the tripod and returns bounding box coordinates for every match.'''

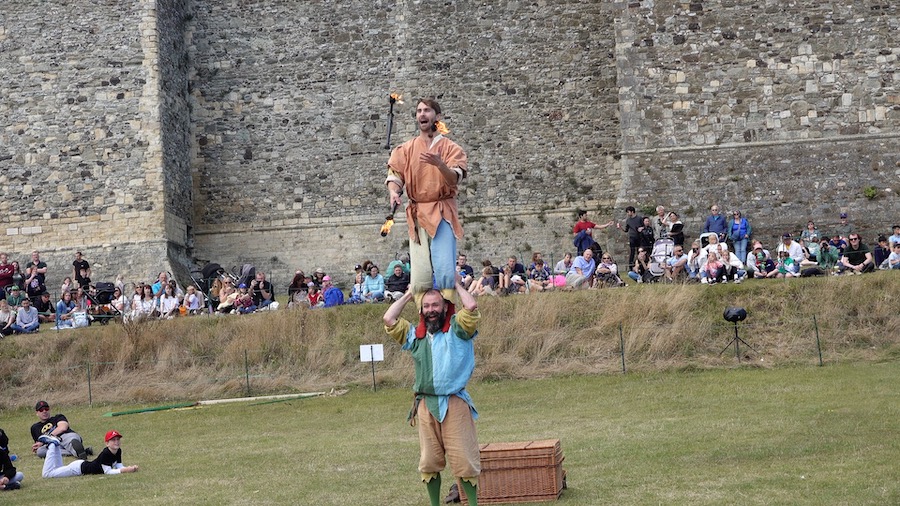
[719,320,757,362]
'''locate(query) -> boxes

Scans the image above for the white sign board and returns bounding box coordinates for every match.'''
[360,344,384,363]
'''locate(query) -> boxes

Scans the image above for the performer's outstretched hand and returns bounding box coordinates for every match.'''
[419,152,448,170]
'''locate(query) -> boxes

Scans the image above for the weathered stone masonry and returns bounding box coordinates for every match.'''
[1,0,897,291]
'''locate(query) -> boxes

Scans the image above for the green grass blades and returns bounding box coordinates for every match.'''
[1,362,898,505]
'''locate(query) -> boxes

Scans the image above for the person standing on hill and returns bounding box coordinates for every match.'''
[383,279,482,506]
[616,206,644,267]
[386,98,468,303]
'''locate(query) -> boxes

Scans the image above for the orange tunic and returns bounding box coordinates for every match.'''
[386,135,468,242]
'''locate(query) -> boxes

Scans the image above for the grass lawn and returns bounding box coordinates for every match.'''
[1,361,898,505]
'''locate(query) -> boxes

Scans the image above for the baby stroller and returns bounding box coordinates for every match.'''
[648,237,675,280]
[87,281,121,324]
[190,263,227,313]
[234,264,256,287]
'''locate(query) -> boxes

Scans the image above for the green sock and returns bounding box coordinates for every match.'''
[425,473,442,506]
[460,478,478,505]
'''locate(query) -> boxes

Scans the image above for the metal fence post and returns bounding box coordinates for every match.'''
[619,323,626,374]
[813,315,823,367]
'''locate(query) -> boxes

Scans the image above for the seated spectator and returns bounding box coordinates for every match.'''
[506,272,527,295]
[801,240,840,277]
[776,233,805,266]
[664,245,688,281]
[686,241,703,280]
[12,298,40,334]
[73,286,90,313]
[216,280,238,314]
[108,286,128,314]
[307,283,323,308]
[287,271,309,308]
[627,248,652,284]
[55,291,77,330]
[565,249,595,289]
[873,235,891,269]
[594,254,624,287]
[554,253,573,275]
[384,265,410,301]
[838,234,874,274]
[469,266,497,297]
[321,276,344,308]
[182,285,201,314]
[497,265,513,294]
[704,251,726,284]
[506,256,526,276]
[889,225,900,246]
[34,291,55,323]
[796,239,816,266]
[347,272,365,305]
[772,250,799,278]
[800,221,821,261]
[251,272,275,309]
[386,253,411,276]
[481,259,500,286]
[312,268,327,288]
[236,284,256,314]
[158,284,180,319]
[828,235,847,255]
[888,242,900,270]
[834,212,853,241]
[0,299,16,336]
[5,286,26,308]
[457,254,475,290]
[362,266,385,303]
[528,260,553,292]
[746,242,774,279]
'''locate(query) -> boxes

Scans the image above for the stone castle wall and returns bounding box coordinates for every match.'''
[1,0,897,291]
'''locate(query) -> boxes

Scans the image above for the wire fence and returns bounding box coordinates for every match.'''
[41,311,860,409]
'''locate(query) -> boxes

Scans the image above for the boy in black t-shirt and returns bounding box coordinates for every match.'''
[39,430,139,479]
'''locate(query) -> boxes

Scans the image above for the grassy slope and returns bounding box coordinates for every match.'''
[0,271,898,410]
[0,362,897,505]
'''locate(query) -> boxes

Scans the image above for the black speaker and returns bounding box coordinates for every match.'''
[723,307,747,323]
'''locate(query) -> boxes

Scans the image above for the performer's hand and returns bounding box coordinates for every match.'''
[389,192,402,209]
[419,152,447,171]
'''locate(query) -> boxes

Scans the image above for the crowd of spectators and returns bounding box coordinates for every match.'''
[1,214,896,334]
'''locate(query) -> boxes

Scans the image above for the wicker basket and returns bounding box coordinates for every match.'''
[459,439,565,504]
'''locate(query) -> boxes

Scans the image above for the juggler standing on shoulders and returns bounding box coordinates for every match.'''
[385,98,468,303]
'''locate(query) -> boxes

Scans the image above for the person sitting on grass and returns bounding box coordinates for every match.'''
[468,266,496,297]
[772,250,798,278]
[872,235,891,269]
[347,272,365,305]
[307,283,324,308]
[321,276,345,308]
[39,430,138,479]
[0,428,24,491]
[363,266,386,303]
[11,298,39,334]
[594,254,625,287]
[385,265,411,301]
[528,259,553,292]
[838,234,874,275]
[158,283,180,319]
[704,251,726,284]
[664,245,688,282]
[0,300,15,337]
[236,284,256,314]
[182,285,201,314]
[55,291,77,330]
[888,242,900,270]
[627,248,652,284]
[565,249,595,289]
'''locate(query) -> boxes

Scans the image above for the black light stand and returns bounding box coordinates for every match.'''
[720,307,757,362]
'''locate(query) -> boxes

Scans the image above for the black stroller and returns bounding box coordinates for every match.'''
[86,281,122,324]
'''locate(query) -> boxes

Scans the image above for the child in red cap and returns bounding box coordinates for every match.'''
[39,430,139,478]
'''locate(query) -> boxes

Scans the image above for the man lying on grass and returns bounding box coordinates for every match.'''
[383,279,482,506]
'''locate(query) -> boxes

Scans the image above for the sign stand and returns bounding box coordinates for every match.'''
[360,344,384,391]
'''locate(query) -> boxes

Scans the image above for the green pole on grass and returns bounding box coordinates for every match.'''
[86,361,93,408]
[244,349,251,397]
[813,314,823,367]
